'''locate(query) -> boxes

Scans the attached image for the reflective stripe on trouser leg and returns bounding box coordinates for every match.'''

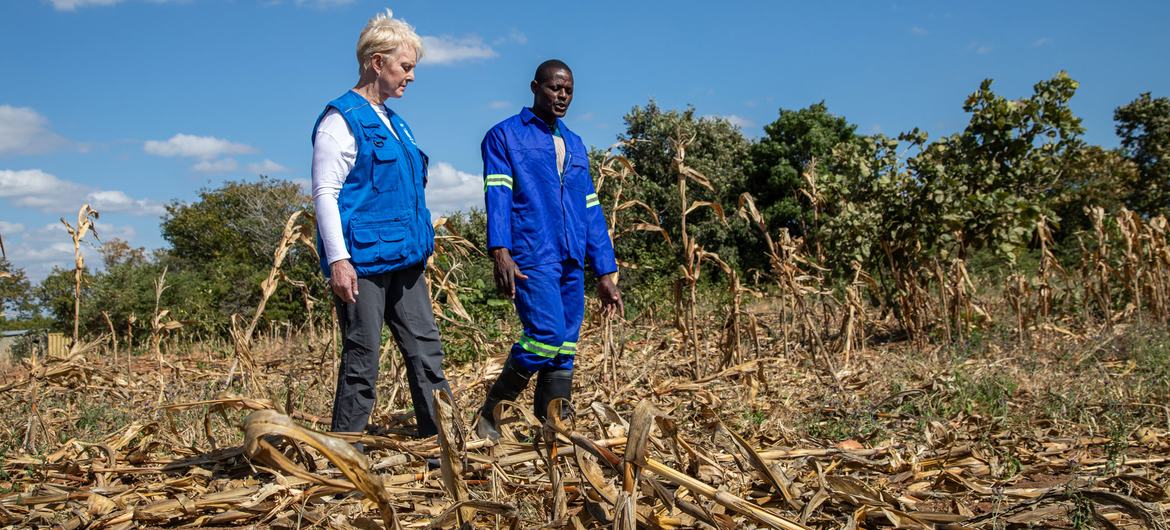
[510,260,567,372]
[510,259,584,373]
[547,260,584,372]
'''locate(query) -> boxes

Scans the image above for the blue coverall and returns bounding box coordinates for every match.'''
[482,107,618,373]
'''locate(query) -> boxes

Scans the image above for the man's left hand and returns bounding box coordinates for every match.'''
[597,273,624,319]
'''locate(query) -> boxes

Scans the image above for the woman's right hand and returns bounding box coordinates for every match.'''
[330,259,360,304]
[491,248,528,299]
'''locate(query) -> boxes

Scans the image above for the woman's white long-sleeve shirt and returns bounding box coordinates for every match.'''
[311,94,399,266]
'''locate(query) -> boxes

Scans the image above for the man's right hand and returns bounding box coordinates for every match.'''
[330,259,360,304]
[491,248,528,299]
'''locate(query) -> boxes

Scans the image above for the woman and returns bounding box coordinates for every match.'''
[311,9,450,440]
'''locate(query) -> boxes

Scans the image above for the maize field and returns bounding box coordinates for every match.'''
[2,182,1169,528]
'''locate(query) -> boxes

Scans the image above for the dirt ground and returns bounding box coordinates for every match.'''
[1,311,1168,528]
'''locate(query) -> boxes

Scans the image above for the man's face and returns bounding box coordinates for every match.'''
[532,68,574,119]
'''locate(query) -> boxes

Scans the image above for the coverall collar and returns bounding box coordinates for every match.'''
[520,107,563,135]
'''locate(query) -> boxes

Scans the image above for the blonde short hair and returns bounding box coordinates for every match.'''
[355,9,424,76]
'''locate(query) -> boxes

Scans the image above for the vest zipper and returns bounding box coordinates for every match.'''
[386,107,420,225]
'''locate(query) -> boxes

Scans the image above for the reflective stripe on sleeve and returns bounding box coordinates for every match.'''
[484,174,514,191]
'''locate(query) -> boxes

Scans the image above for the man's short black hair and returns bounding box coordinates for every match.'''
[534,59,572,83]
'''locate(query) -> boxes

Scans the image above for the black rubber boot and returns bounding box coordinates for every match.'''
[476,358,534,441]
[534,369,573,423]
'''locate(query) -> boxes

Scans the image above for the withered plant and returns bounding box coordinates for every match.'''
[738,191,836,375]
[670,131,727,378]
[149,267,181,373]
[61,204,100,345]
[102,310,118,364]
[426,216,489,361]
[230,210,317,388]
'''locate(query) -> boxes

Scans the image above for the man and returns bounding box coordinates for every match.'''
[477,59,623,440]
[311,10,452,441]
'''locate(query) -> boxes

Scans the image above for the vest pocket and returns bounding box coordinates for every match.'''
[378,224,410,262]
[371,146,400,193]
[348,225,380,266]
[348,217,407,265]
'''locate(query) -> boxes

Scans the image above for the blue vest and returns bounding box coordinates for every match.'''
[313,91,434,277]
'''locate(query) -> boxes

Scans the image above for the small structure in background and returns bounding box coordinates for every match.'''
[0,330,65,365]
[0,329,33,366]
[47,331,67,357]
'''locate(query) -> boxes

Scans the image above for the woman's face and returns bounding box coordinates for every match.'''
[374,47,417,99]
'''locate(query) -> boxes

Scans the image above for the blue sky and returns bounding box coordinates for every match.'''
[1,0,1168,282]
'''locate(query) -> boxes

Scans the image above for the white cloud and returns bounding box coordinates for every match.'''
[25,218,132,242]
[420,35,497,65]
[488,100,512,110]
[49,0,187,11]
[49,0,123,11]
[493,29,528,46]
[23,219,135,244]
[968,42,993,55]
[144,133,254,159]
[192,158,239,173]
[705,114,754,129]
[86,190,166,215]
[10,241,77,262]
[12,245,86,282]
[0,105,68,155]
[0,221,25,236]
[0,169,163,216]
[8,242,82,282]
[8,221,138,281]
[10,223,96,280]
[291,178,311,193]
[425,162,482,217]
[293,0,355,6]
[247,159,289,175]
[97,221,137,242]
[23,220,134,247]
[0,169,83,202]
[910,26,929,36]
[1033,37,1053,47]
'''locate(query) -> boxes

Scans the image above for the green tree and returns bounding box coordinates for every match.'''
[0,258,37,327]
[35,266,90,333]
[1115,93,1170,216]
[159,177,323,336]
[1049,146,1139,237]
[84,239,165,339]
[815,133,918,274]
[616,101,753,272]
[750,102,858,236]
[810,71,1088,316]
[906,71,1085,260]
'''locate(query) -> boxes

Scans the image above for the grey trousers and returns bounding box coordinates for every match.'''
[330,263,452,437]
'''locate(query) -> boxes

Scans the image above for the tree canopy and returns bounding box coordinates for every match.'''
[1115,92,1170,217]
